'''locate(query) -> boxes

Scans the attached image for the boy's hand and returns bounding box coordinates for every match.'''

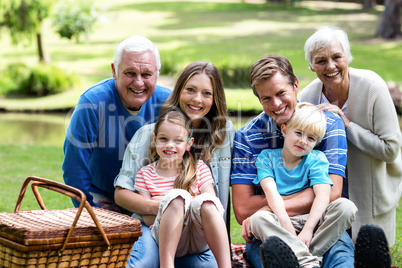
[297,228,313,248]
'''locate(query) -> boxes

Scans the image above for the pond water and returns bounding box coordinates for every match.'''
[0,113,71,146]
[0,113,257,146]
[1,112,401,147]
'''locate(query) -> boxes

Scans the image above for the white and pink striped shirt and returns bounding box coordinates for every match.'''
[134,160,214,197]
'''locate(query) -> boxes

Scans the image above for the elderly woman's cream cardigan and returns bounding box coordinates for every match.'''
[300,67,402,246]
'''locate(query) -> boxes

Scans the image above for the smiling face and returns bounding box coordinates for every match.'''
[112,50,157,111]
[281,125,318,159]
[256,72,299,126]
[179,73,214,128]
[310,39,350,90]
[153,121,192,167]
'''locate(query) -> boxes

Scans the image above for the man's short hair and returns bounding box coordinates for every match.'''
[249,54,297,98]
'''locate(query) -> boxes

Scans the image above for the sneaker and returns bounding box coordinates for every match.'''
[354,224,391,268]
[260,236,299,268]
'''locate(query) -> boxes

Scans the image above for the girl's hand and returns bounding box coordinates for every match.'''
[317,103,350,128]
[297,228,313,248]
[241,217,254,244]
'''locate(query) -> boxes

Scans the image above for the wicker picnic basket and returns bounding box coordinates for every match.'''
[0,176,142,268]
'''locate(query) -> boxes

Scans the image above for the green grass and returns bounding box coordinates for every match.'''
[1,142,401,265]
[0,144,71,212]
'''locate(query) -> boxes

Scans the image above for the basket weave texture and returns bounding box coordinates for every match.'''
[0,207,142,268]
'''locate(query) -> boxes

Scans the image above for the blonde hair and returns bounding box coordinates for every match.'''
[149,110,197,196]
[286,103,327,143]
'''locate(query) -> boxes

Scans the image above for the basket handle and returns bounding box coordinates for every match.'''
[14,176,111,252]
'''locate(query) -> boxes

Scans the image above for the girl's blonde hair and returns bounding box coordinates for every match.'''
[149,110,197,196]
[286,102,327,143]
[159,61,228,164]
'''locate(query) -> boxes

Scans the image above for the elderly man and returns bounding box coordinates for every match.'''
[62,35,171,210]
[231,54,357,268]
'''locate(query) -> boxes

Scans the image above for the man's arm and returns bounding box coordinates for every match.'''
[318,111,348,201]
[62,100,98,207]
[329,174,343,201]
[232,184,268,224]
[233,183,317,223]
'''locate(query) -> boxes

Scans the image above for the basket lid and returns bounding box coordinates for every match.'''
[0,207,141,248]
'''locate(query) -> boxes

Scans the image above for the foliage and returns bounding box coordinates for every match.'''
[20,64,78,96]
[0,63,79,97]
[0,62,30,95]
[0,0,53,45]
[52,0,98,43]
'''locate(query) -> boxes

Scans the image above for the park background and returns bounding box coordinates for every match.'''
[0,0,401,265]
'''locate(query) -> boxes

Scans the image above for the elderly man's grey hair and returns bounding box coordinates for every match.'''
[113,35,161,78]
[304,26,353,70]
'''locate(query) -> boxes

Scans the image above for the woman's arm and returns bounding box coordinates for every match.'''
[298,184,331,247]
[115,187,160,215]
[133,189,157,227]
[318,83,401,163]
[113,125,155,214]
[260,178,296,236]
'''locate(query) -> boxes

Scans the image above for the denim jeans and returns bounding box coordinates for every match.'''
[126,223,218,268]
[244,232,354,268]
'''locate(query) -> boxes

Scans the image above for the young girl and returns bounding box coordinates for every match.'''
[251,103,355,268]
[134,109,231,268]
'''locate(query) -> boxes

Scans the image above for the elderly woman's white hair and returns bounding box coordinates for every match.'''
[304,26,353,70]
[113,35,161,78]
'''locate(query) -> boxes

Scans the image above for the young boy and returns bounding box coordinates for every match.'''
[250,103,353,268]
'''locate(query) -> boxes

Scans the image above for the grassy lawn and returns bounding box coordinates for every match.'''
[1,0,401,265]
[1,142,401,265]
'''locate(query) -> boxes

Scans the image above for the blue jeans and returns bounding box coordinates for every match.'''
[126,223,218,268]
[244,232,354,268]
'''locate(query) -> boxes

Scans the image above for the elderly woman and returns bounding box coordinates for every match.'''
[299,26,402,246]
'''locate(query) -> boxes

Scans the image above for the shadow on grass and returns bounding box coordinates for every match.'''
[110,1,379,31]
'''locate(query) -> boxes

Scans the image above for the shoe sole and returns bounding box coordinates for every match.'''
[260,236,299,268]
[354,224,391,268]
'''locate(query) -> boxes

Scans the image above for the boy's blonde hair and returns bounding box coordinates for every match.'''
[286,102,327,143]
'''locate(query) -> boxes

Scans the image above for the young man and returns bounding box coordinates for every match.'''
[231,54,356,267]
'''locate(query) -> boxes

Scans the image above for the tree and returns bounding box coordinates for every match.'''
[376,0,402,39]
[1,0,53,63]
[52,0,98,43]
[362,0,375,10]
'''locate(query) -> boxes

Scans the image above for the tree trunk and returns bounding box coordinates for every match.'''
[36,32,49,63]
[362,0,375,10]
[376,0,402,38]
